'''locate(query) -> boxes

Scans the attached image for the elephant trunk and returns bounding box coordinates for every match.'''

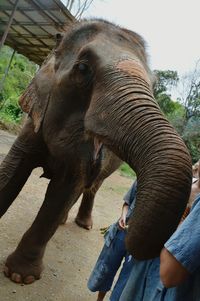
[86,60,192,259]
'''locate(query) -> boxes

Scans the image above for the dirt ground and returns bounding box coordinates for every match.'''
[0,130,132,301]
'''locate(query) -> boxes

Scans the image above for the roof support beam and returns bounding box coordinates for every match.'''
[0,0,19,50]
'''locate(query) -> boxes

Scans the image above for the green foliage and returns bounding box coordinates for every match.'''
[119,163,136,178]
[154,69,200,163]
[0,46,37,124]
[156,93,178,115]
[0,97,22,123]
[154,70,179,96]
[185,80,200,120]
[167,103,185,135]
[153,70,179,116]
[182,117,200,163]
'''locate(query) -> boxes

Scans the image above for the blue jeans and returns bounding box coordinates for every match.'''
[110,253,134,301]
[88,229,134,300]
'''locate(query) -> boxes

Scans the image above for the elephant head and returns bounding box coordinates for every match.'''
[19,19,192,259]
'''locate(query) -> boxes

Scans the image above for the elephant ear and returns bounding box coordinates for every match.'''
[19,55,56,133]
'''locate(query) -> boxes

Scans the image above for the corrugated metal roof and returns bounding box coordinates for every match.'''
[0,0,75,65]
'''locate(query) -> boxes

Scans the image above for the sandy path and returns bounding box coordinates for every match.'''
[0,130,133,301]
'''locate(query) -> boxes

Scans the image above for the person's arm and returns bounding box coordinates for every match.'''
[160,247,190,288]
[160,195,200,288]
[118,202,129,229]
[119,180,137,229]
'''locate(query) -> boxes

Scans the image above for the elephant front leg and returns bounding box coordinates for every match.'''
[0,153,33,217]
[4,176,82,284]
[0,119,44,217]
[75,180,103,230]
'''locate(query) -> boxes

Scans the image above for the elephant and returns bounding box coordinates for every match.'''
[0,19,192,284]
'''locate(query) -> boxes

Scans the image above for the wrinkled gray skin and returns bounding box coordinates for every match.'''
[0,19,192,284]
[60,149,121,228]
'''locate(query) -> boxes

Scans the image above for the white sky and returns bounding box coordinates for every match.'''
[80,0,200,76]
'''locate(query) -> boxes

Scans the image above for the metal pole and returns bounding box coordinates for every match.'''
[0,0,19,50]
[0,49,16,100]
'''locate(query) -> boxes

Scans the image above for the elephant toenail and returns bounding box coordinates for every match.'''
[24,275,35,284]
[11,273,22,283]
[3,266,9,277]
[85,225,92,230]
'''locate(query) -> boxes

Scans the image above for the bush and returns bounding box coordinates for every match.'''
[0,46,37,125]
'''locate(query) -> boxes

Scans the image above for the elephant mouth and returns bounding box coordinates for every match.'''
[93,137,103,161]
[84,138,103,189]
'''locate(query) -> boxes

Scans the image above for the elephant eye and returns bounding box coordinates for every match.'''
[77,62,90,75]
[74,61,93,87]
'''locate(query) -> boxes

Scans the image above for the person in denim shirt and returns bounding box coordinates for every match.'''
[87,180,137,301]
[119,170,200,301]
[118,193,200,301]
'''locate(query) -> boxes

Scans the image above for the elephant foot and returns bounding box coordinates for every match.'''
[60,213,68,225]
[3,250,43,284]
[75,215,93,230]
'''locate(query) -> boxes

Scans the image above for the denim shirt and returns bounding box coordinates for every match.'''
[165,194,200,273]
[160,193,200,301]
[104,180,137,247]
[150,193,200,301]
[120,194,200,301]
[123,180,137,221]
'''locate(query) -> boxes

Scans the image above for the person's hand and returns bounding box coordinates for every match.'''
[118,204,128,229]
[118,214,126,229]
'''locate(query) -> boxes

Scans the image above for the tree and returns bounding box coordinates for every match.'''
[182,117,200,163]
[64,0,94,19]
[154,70,179,97]
[178,60,200,121]
[153,68,200,163]
[0,46,37,124]
[153,70,179,115]
[176,60,200,162]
